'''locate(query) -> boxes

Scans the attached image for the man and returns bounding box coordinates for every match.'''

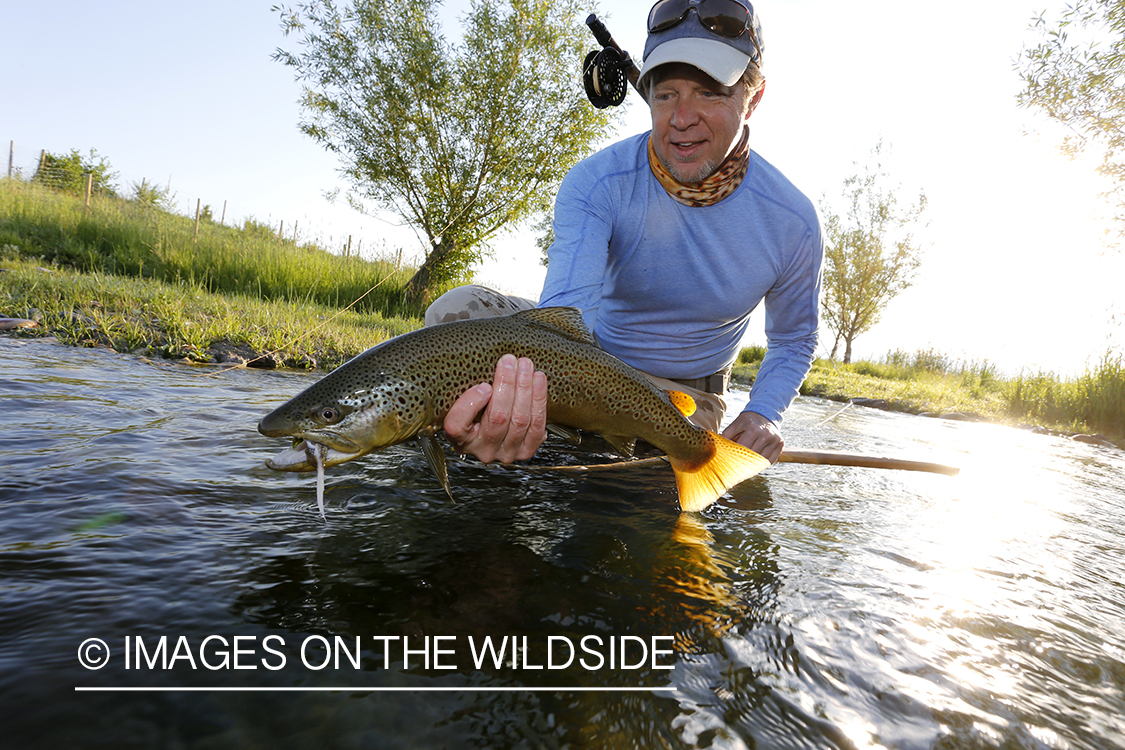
[434,0,822,468]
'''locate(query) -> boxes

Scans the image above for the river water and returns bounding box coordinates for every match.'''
[2,336,1123,749]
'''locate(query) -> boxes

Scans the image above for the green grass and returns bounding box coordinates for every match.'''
[734,346,1125,445]
[0,178,423,319]
[1006,353,1125,438]
[0,258,418,370]
[2,175,1120,444]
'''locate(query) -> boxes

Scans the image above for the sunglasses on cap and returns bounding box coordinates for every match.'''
[647,0,762,62]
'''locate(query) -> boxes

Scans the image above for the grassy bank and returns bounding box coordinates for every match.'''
[5,251,1119,446]
[0,259,418,370]
[734,347,1125,446]
[2,169,1121,447]
[0,178,422,319]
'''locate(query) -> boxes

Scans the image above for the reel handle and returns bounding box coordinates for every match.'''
[585,14,641,93]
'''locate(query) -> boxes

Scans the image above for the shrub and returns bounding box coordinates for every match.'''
[738,344,767,364]
[33,148,119,198]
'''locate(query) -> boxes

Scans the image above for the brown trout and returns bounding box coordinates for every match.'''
[258,307,770,512]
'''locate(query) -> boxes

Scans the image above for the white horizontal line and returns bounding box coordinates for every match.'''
[75,686,674,693]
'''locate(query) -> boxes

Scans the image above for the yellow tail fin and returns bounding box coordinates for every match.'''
[668,432,771,512]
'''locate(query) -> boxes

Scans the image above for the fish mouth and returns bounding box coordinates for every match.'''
[264,437,366,472]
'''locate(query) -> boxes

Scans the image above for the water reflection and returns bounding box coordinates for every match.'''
[232,458,781,672]
[2,338,1124,749]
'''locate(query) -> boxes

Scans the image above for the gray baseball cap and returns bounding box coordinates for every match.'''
[639,0,764,88]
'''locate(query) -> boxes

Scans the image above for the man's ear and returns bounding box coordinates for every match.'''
[746,80,766,119]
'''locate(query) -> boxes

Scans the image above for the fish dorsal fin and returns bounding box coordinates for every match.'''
[666,390,697,418]
[514,307,595,345]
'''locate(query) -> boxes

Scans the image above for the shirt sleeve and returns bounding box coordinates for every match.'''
[745,224,824,423]
[538,164,613,332]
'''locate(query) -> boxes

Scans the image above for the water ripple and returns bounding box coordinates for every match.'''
[1,339,1123,749]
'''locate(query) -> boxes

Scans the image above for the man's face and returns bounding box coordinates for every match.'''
[649,63,753,184]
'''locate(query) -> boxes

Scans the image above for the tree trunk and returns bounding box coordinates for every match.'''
[843,336,854,364]
[405,239,454,307]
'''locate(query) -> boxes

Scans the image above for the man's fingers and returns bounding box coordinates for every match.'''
[481,354,520,438]
[528,371,549,437]
[443,383,492,443]
[502,366,547,462]
[442,355,548,464]
[723,411,784,464]
[491,357,543,462]
[750,434,784,464]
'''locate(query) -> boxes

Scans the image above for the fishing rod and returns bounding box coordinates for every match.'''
[521,450,960,477]
[583,14,642,109]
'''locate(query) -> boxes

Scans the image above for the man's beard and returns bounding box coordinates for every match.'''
[664,154,719,185]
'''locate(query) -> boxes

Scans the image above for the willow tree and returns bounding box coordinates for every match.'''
[1018,0,1125,244]
[273,0,617,303]
[820,144,927,364]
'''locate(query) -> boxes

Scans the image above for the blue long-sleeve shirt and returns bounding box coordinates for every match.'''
[539,132,823,423]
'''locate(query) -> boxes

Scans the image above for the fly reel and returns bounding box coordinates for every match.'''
[583,46,630,109]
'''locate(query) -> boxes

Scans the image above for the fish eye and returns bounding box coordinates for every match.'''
[315,406,342,425]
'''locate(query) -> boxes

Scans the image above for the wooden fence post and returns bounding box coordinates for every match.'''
[7,141,12,179]
[220,200,227,226]
[193,199,201,242]
[84,173,93,213]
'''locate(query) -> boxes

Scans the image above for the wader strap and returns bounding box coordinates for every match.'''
[669,366,732,396]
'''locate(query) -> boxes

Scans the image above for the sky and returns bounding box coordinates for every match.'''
[3,0,1121,375]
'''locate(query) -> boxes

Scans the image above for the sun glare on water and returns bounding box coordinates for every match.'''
[895,423,1077,708]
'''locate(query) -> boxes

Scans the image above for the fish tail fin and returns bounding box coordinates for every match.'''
[668,432,771,512]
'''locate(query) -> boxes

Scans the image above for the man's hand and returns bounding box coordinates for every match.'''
[722,410,784,463]
[443,354,548,463]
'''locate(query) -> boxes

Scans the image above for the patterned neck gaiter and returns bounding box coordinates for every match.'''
[647,126,751,207]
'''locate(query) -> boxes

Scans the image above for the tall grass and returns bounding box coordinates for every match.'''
[0,259,418,370]
[733,344,1125,443]
[1006,353,1125,438]
[0,178,422,318]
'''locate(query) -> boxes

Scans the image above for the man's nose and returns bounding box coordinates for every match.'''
[669,98,701,130]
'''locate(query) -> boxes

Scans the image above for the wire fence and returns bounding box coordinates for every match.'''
[6,142,39,182]
[3,140,417,266]
[7,141,90,192]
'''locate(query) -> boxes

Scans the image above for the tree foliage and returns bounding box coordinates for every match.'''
[819,144,927,364]
[273,0,618,303]
[1018,0,1125,242]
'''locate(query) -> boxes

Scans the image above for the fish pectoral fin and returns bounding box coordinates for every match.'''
[668,432,771,513]
[601,434,637,458]
[666,390,697,418]
[419,433,455,502]
[546,423,583,445]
